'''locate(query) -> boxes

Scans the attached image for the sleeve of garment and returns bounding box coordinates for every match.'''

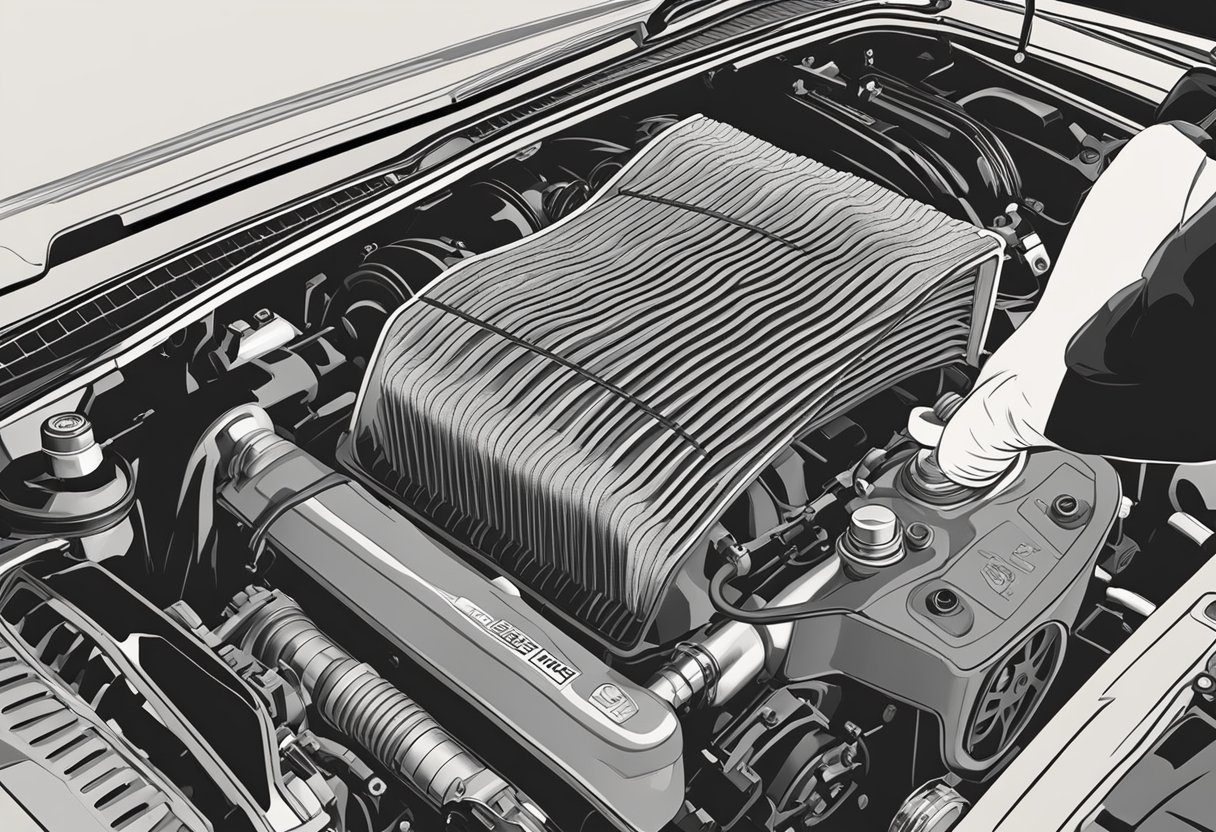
[1045,185,1216,462]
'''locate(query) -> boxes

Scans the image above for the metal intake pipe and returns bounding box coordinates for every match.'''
[223,586,546,832]
[648,555,841,709]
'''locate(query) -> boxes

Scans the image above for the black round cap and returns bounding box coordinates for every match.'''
[928,588,960,616]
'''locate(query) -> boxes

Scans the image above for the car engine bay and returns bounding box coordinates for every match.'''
[2,27,1216,832]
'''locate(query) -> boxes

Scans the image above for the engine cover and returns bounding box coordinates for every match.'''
[344,114,1004,649]
[782,446,1121,772]
[218,429,684,832]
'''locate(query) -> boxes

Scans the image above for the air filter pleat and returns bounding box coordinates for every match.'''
[351,116,1001,644]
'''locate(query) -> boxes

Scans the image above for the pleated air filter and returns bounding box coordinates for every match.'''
[347,116,1003,647]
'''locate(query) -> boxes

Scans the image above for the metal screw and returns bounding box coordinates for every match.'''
[760,707,779,727]
[1080,148,1100,164]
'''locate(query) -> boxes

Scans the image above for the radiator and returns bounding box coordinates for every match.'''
[346,115,1003,647]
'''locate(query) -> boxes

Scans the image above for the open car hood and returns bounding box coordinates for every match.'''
[0,0,664,287]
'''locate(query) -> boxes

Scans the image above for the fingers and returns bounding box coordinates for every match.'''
[934,124,1215,486]
[937,369,1054,488]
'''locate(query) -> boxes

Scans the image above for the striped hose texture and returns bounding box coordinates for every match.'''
[236,589,502,807]
[349,115,1002,646]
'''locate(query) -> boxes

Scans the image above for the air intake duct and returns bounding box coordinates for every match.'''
[223,586,547,832]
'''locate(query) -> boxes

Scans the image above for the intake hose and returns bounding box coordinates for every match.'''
[224,587,546,832]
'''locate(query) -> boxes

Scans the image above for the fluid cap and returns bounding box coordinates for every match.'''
[41,413,104,479]
[839,503,904,574]
[902,449,983,507]
[0,413,134,538]
[850,504,900,547]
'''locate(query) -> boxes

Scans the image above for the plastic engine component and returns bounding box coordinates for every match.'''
[782,447,1121,773]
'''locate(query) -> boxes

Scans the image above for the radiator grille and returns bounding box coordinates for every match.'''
[349,116,1001,646]
[0,635,199,831]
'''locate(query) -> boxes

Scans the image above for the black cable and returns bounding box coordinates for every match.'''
[708,564,853,624]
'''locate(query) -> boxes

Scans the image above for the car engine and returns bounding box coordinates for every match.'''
[0,26,1211,832]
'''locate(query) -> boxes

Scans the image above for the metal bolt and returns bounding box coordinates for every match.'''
[905,522,934,551]
[1051,494,1080,522]
[453,779,466,799]
[1034,258,1049,272]
[1080,148,1100,164]
[760,707,780,727]
[928,588,960,616]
